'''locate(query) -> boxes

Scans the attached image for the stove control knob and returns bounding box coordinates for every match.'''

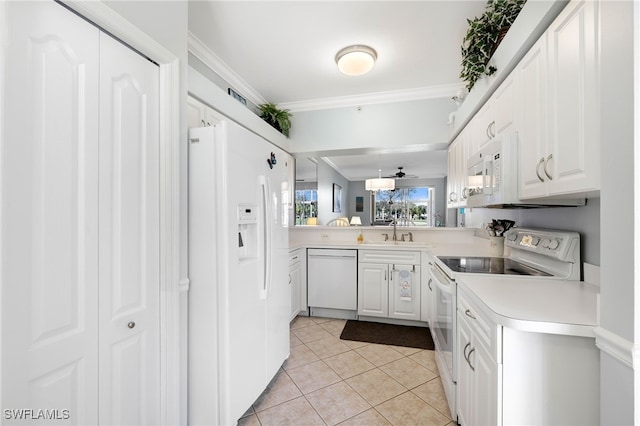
[540,239,551,248]
[531,237,540,246]
[507,233,518,242]
[548,239,560,250]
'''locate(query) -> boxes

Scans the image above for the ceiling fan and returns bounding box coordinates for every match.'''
[386,167,418,179]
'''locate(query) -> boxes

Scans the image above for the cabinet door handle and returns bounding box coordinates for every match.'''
[427,278,433,291]
[544,153,553,180]
[289,274,292,285]
[463,342,471,361]
[486,120,496,139]
[465,309,476,320]
[385,270,388,281]
[467,348,476,371]
[536,157,545,182]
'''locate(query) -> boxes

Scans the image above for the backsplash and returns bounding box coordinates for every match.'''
[460,198,600,265]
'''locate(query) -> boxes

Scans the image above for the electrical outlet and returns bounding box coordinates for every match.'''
[321,234,329,240]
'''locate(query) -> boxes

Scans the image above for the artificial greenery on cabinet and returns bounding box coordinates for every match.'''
[257,103,293,138]
[460,0,526,91]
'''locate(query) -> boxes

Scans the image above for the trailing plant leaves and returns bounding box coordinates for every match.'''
[460,0,526,91]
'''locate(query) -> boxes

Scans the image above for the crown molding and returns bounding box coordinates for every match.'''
[279,84,464,112]
[188,31,266,108]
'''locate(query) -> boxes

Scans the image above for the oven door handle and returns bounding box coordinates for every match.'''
[431,271,454,296]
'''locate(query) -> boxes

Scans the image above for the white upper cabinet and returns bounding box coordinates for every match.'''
[447,131,470,209]
[187,96,219,128]
[519,0,600,199]
[492,75,517,139]
[452,0,601,204]
[546,0,600,196]
[518,36,550,199]
[472,74,516,155]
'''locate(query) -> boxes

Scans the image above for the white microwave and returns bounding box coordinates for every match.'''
[466,134,519,208]
[466,133,586,208]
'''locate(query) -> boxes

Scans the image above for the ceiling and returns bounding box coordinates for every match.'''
[188,1,487,179]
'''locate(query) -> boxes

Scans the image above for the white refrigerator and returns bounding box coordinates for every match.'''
[188,121,292,425]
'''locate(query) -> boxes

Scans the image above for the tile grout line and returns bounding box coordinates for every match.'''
[249,316,452,426]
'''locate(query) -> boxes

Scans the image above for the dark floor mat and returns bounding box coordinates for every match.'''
[339,320,434,350]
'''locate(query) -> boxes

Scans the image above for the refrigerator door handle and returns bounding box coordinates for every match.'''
[259,175,271,299]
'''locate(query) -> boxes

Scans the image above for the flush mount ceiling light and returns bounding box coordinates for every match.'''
[335,45,377,76]
[365,169,395,191]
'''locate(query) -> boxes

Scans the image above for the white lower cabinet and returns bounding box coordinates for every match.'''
[289,249,307,320]
[358,251,421,321]
[456,289,501,426]
[456,285,600,425]
[420,257,436,325]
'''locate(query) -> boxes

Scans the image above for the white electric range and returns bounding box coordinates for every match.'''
[428,227,581,419]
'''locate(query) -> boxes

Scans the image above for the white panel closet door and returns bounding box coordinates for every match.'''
[98,33,161,425]
[1,2,100,423]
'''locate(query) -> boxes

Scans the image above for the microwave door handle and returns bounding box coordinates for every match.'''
[484,158,493,195]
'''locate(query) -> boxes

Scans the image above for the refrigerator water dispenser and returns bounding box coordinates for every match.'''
[238,204,257,261]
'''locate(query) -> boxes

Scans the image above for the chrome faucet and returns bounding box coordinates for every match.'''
[391,218,398,241]
[401,232,413,242]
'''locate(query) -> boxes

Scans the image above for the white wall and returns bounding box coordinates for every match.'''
[316,158,350,225]
[289,98,453,154]
[597,1,636,423]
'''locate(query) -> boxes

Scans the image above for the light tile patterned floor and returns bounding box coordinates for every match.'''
[238,316,455,426]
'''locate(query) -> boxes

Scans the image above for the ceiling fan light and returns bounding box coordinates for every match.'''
[335,45,377,76]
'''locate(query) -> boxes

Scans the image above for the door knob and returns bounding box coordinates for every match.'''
[128,321,136,329]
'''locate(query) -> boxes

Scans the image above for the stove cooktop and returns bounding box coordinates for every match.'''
[437,256,552,277]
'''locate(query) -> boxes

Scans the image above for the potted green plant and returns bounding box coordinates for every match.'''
[257,103,293,138]
[460,0,526,91]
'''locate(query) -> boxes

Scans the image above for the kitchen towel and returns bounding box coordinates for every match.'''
[399,270,412,301]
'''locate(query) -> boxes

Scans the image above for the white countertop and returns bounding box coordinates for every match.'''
[291,232,599,338]
[457,275,599,337]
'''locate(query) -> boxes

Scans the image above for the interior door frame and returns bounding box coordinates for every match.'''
[0,1,183,424]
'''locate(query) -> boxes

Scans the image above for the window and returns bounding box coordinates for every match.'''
[295,189,318,225]
[371,187,435,226]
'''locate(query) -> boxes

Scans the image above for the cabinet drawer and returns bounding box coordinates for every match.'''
[359,250,420,264]
[458,286,501,363]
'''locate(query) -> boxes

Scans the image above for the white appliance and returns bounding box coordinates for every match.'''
[307,249,358,317]
[188,122,293,425]
[430,228,581,420]
[466,134,584,208]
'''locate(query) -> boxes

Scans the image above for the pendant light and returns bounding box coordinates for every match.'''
[365,169,395,191]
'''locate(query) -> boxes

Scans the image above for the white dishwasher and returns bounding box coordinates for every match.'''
[307,249,357,318]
